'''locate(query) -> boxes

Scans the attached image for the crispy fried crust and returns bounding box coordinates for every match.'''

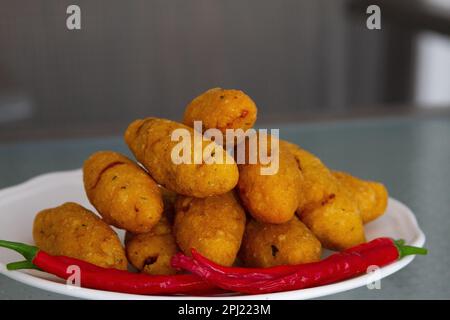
[174,192,246,266]
[33,202,127,270]
[125,215,178,275]
[298,192,366,251]
[237,137,302,224]
[83,151,163,234]
[240,216,322,267]
[333,171,388,224]
[125,118,239,197]
[280,140,339,210]
[183,88,257,133]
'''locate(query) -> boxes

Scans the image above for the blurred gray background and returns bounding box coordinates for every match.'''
[1,0,450,141]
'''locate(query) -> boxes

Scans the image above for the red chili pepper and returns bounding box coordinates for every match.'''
[171,237,427,294]
[0,240,217,296]
[171,237,397,281]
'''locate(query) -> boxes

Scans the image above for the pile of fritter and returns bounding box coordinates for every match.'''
[33,88,388,275]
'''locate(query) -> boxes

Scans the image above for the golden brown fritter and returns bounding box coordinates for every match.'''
[125,215,178,275]
[240,216,322,267]
[298,192,366,251]
[33,202,127,270]
[333,171,388,224]
[83,151,163,234]
[183,88,257,133]
[125,117,239,198]
[280,140,339,211]
[174,192,246,266]
[280,141,367,250]
[237,136,302,224]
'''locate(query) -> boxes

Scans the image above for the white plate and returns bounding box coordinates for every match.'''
[0,169,425,300]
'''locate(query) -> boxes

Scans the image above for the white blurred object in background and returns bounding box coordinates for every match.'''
[414,0,450,108]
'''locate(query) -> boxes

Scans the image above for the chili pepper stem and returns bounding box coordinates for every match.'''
[394,239,428,258]
[0,240,39,269]
[7,260,39,271]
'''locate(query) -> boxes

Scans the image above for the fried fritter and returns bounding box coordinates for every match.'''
[240,216,322,267]
[333,171,388,224]
[237,136,302,224]
[298,192,366,251]
[33,202,127,270]
[280,140,339,210]
[83,151,163,234]
[183,88,257,133]
[125,118,238,198]
[125,215,177,275]
[174,192,246,266]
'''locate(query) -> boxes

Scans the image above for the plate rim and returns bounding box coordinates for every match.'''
[0,169,426,300]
